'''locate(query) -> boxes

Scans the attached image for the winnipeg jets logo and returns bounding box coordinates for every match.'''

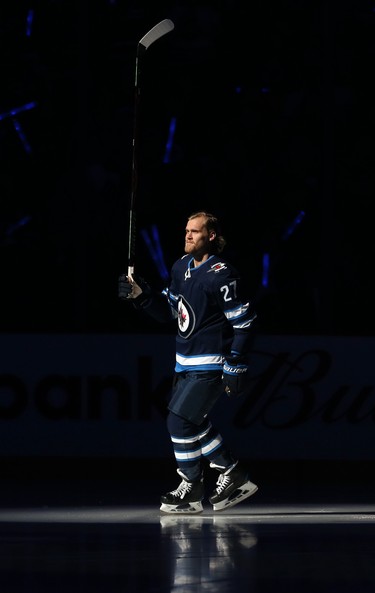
[178,303,188,329]
[208,262,227,273]
[177,296,195,338]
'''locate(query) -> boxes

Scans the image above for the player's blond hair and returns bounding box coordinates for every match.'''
[188,211,227,254]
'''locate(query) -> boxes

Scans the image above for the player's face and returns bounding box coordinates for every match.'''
[184,216,215,259]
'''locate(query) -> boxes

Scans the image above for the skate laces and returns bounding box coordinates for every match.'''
[171,479,193,499]
[215,472,231,494]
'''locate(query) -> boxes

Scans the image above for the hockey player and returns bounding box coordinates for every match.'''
[119,211,258,513]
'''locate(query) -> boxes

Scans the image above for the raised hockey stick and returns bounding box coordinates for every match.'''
[127,18,175,278]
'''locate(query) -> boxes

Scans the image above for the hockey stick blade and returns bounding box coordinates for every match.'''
[138,19,174,50]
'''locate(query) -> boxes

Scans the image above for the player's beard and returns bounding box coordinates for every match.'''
[184,242,195,255]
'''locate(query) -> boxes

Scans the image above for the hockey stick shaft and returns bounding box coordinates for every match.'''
[127,19,174,278]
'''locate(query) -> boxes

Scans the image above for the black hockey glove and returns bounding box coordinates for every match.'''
[118,273,151,305]
[222,356,249,397]
[118,274,133,300]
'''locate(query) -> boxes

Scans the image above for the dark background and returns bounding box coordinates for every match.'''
[1,0,374,336]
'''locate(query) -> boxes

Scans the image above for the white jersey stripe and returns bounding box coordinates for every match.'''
[176,353,224,367]
[224,303,249,320]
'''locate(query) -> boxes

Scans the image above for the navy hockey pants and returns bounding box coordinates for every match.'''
[166,371,237,481]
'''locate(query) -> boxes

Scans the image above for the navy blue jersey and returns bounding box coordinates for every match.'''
[139,254,257,373]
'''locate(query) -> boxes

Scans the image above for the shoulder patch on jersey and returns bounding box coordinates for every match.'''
[208,262,227,273]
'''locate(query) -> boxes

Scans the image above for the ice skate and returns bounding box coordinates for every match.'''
[209,462,258,511]
[160,469,204,514]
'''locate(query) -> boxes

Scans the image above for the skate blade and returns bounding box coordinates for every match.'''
[160,501,203,514]
[213,482,258,512]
